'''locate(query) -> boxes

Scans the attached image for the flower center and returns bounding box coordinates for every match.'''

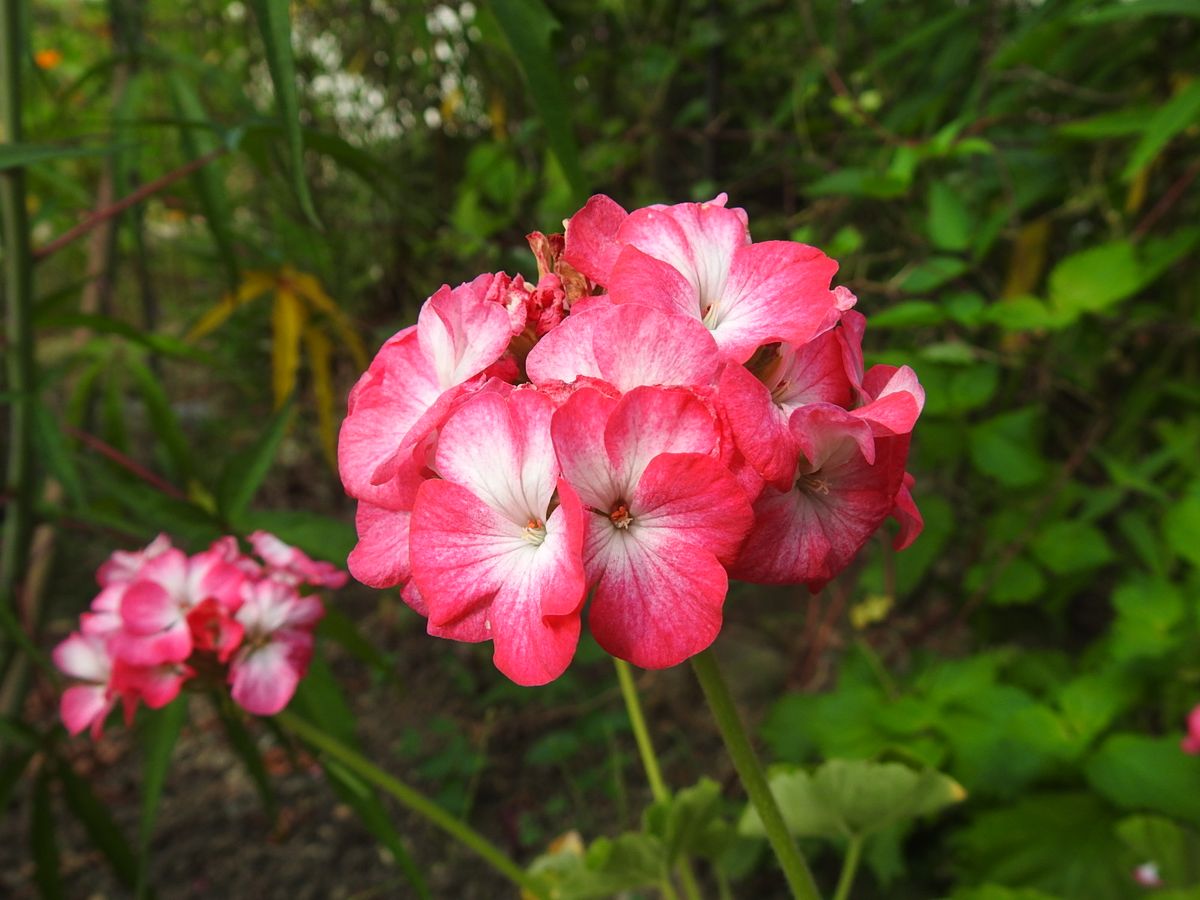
[798,472,831,496]
[701,303,720,329]
[609,503,633,529]
[522,517,547,546]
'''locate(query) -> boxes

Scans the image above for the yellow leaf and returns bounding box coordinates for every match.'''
[186,271,274,342]
[1001,218,1051,300]
[272,288,306,409]
[850,594,894,630]
[303,324,337,468]
[1125,164,1150,215]
[289,270,369,370]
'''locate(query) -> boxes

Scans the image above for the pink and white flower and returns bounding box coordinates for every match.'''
[567,194,852,362]
[338,191,925,684]
[250,530,348,590]
[110,543,245,667]
[228,579,324,716]
[551,386,754,668]
[410,388,587,685]
[53,632,117,738]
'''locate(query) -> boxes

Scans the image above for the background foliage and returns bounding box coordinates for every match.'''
[2,0,1199,897]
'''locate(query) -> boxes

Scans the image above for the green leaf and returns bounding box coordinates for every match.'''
[1031,521,1113,575]
[968,408,1047,488]
[35,312,217,364]
[983,556,1046,606]
[217,399,294,523]
[529,832,667,899]
[741,760,964,840]
[805,168,909,199]
[1047,241,1143,317]
[953,792,1127,900]
[0,750,35,813]
[1057,105,1157,140]
[136,697,188,898]
[1086,734,1200,825]
[32,405,86,508]
[1076,0,1200,24]
[1124,80,1200,179]
[32,771,63,900]
[644,778,729,864]
[59,762,138,887]
[486,0,587,202]
[927,182,973,252]
[1109,576,1185,661]
[1116,815,1200,888]
[899,256,969,293]
[167,73,239,287]
[1057,673,1133,754]
[249,0,321,227]
[951,887,1063,900]
[125,355,195,486]
[0,141,126,170]
[214,699,277,822]
[869,300,946,329]
[1165,495,1200,568]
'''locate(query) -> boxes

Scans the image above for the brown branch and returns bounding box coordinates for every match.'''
[33,147,228,261]
[64,424,188,500]
[1133,160,1200,240]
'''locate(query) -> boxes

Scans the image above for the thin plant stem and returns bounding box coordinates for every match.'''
[831,835,863,900]
[690,649,821,900]
[613,658,705,900]
[0,0,36,708]
[614,658,669,801]
[276,710,548,900]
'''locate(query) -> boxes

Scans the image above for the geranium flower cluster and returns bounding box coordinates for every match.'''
[339,194,924,686]
[53,532,346,737]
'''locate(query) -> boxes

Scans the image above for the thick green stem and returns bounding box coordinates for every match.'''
[613,658,704,900]
[690,649,821,900]
[276,711,547,900]
[831,835,863,900]
[0,0,36,707]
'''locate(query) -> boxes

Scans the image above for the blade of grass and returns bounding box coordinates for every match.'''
[59,760,138,888]
[135,697,188,899]
[249,0,321,227]
[167,73,239,287]
[32,770,63,899]
[485,0,587,203]
[217,398,294,524]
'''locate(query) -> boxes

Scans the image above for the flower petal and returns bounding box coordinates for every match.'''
[230,642,302,716]
[348,502,413,589]
[563,194,629,285]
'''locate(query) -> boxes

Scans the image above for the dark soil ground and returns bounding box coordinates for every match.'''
[1,576,832,899]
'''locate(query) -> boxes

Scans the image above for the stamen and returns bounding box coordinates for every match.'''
[609,503,633,529]
[522,518,547,545]
[798,473,831,496]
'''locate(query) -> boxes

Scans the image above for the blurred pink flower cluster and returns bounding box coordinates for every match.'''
[339,194,924,686]
[54,532,346,736]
